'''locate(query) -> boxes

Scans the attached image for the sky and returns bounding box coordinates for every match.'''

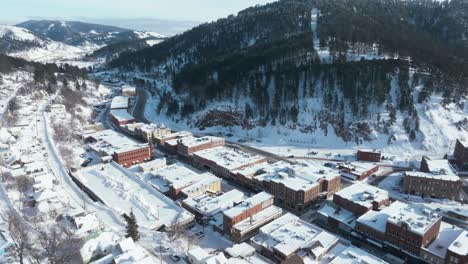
[0,0,277,25]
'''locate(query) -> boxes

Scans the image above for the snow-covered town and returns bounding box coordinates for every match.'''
[0,1,467,264]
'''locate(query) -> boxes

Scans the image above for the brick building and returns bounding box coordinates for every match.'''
[165,136,225,157]
[84,130,152,167]
[445,231,467,264]
[192,146,267,179]
[357,149,382,162]
[403,170,462,201]
[154,131,192,147]
[421,223,464,264]
[223,192,279,242]
[454,139,468,171]
[333,182,390,216]
[252,161,341,214]
[356,201,442,257]
[250,213,342,263]
[109,109,136,126]
[338,162,380,181]
[143,163,221,199]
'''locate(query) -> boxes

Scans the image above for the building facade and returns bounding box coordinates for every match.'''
[357,149,382,162]
[402,172,462,201]
[454,139,468,171]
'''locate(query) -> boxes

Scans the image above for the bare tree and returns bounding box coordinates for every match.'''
[37,226,84,264]
[7,212,33,264]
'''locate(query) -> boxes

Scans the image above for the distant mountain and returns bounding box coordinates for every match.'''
[0,25,88,63]
[16,20,165,47]
[0,25,49,53]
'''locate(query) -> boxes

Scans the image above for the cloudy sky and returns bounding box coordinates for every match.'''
[0,0,277,24]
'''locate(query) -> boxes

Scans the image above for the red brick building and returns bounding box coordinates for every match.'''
[112,146,152,167]
[166,136,225,156]
[357,149,381,162]
[109,109,136,126]
[333,182,389,216]
[252,161,341,214]
[356,201,442,257]
[454,139,468,171]
[445,231,467,264]
[403,171,462,201]
[338,162,379,181]
[84,130,152,168]
[192,146,267,179]
[223,192,279,242]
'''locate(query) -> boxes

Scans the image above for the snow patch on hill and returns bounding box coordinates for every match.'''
[0,25,38,42]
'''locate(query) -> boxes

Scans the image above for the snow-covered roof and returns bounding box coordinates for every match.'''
[251,213,339,258]
[132,158,167,174]
[165,135,224,148]
[110,96,129,109]
[224,192,273,219]
[423,222,463,259]
[338,161,378,179]
[423,157,458,175]
[232,205,283,233]
[405,169,460,181]
[254,161,339,192]
[110,109,135,122]
[150,163,213,190]
[181,174,221,197]
[85,129,148,155]
[225,243,256,258]
[194,146,266,171]
[77,162,194,229]
[329,245,388,264]
[156,131,192,141]
[448,230,468,256]
[121,85,136,93]
[183,189,245,216]
[386,201,440,235]
[318,203,356,227]
[335,182,388,208]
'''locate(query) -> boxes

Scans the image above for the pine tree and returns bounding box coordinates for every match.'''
[123,211,140,242]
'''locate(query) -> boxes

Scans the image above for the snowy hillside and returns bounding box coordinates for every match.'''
[0,25,93,63]
[16,20,166,47]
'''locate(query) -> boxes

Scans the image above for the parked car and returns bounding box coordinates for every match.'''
[170,254,181,262]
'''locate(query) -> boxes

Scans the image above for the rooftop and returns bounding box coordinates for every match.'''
[232,205,283,233]
[335,182,389,208]
[405,171,460,181]
[110,109,135,122]
[386,201,441,235]
[338,161,379,180]
[77,162,194,229]
[251,213,339,258]
[183,189,245,216]
[448,230,468,256]
[423,222,463,259]
[329,245,388,264]
[181,174,221,197]
[194,146,266,171]
[156,131,192,140]
[254,161,338,192]
[85,129,148,155]
[165,135,224,148]
[150,163,209,189]
[224,192,273,219]
[110,96,129,109]
[318,203,356,227]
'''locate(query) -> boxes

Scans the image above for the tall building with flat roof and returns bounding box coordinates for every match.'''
[333,182,389,216]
